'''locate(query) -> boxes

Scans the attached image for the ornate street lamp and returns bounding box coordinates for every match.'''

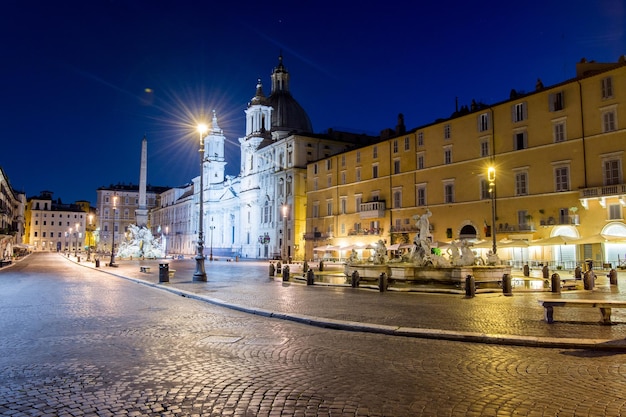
[193,123,208,281]
[74,223,80,257]
[109,195,118,267]
[488,166,497,255]
[281,203,288,262]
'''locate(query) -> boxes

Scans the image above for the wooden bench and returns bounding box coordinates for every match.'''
[139,266,151,273]
[538,299,626,324]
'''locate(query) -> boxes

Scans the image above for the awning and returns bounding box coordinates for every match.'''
[531,236,579,246]
[576,234,626,245]
[313,245,337,252]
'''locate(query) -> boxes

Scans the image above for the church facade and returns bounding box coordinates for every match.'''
[149,56,377,260]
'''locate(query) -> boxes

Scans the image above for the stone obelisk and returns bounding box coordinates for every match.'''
[136,136,148,228]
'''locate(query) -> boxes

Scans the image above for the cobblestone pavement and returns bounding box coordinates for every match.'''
[0,253,625,417]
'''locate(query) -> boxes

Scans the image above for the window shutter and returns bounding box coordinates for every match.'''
[548,93,555,112]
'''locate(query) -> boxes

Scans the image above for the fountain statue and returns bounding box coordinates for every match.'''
[116,224,164,259]
[345,209,508,290]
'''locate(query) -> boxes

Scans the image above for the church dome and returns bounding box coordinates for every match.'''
[267,55,313,134]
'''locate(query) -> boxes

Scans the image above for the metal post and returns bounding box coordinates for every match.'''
[194,125,207,281]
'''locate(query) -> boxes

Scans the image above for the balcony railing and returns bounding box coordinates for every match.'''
[359,201,385,219]
[579,183,626,198]
[497,223,536,233]
[539,215,580,226]
[348,228,384,236]
[303,232,333,240]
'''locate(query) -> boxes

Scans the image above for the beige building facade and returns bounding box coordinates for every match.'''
[306,58,626,269]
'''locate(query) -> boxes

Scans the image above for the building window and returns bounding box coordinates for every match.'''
[326,159,332,170]
[356,151,361,163]
[478,113,490,132]
[601,76,613,99]
[602,109,617,132]
[549,91,564,111]
[609,204,622,220]
[417,132,424,147]
[373,146,378,159]
[444,183,455,204]
[327,175,332,188]
[340,198,347,214]
[355,196,362,212]
[327,201,333,216]
[404,137,410,151]
[341,155,345,167]
[553,121,566,142]
[393,190,402,208]
[513,102,527,122]
[514,130,528,150]
[554,166,570,192]
[518,210,529,230]
[372,165,379,178]
[393,140,398,153]
[312,203,319,218]
[356,168,361,182]
[313,178,318,191]
[444,124,451,139]
[604,159,622,186]
[341,171,346,185]
[417,154,425,170]
[480,140,489,157]
[515,172,528,196]
[416,185,427,206]
[393,159,401,174]
[444,147,452,164]
[480,179,490,200]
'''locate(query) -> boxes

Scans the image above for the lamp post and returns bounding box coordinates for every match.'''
[488,166,497,255]
[209,223,215,261]
[193,123,208,281]
[74,223,80,257]
[282,203,288,262]
[110,195,118,267]
[164,226,168,257]
[87,214,93,260]
[68,227,72,255]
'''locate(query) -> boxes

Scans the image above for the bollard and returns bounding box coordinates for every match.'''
[502,273,512,296]
[319,260,324,272]
[378,272,388,292]
[523,264,530,277]
[542,265,549,279]
[609,269,618,286]
[306,269,315,285]
[276,261,282,273]
[351,270,360,288]
[95,259,100,268]
[159,263,169,283]
[77,256,81,263]
[574,266,582,279]
[282,265,290,282]
[269,263,275,277]
[303,260,308,273]
[583,270,594,290]
[551,273,561,294]
[465,275,475,298]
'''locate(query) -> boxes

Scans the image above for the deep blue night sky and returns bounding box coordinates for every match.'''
[1,0,624,204]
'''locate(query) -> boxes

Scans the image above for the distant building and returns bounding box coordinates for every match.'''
[0,166,26,260]
[24,191,87,253]
[95,183,168,253]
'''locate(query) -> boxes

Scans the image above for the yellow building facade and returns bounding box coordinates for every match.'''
[306,58,626,269]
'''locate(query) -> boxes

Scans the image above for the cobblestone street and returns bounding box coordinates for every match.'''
[1,253,626,416]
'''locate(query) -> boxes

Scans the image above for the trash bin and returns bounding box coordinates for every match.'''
[159,263,169,283]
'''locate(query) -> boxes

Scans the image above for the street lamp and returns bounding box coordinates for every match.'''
[194,123,208,281]
[110,195,118,267]
[68,227,72,255]
[87,214,93,260]
[75,223,80,257]
[209,222,215,261]
[488,166,497,255]
[282,203,288,262]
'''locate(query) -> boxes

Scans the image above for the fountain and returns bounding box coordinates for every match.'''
[116,224,165,259]
[346,210,511,290]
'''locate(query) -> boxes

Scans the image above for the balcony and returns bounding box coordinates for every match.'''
[579,183,626,209]
[539,215,580,226]
[303,231,333,241]
[359,201,385,219]
[348,228,384,236]
[497,223,536,233]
